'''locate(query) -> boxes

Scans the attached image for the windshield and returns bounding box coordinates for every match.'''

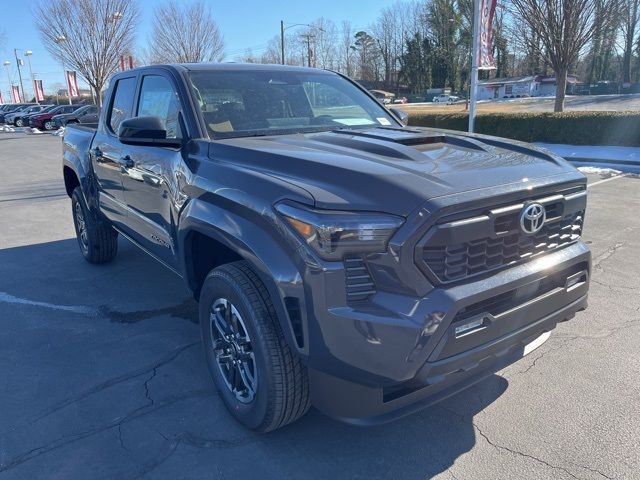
[188,69,398,139]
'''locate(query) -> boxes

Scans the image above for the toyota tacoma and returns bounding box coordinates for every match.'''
[62,64,590,432]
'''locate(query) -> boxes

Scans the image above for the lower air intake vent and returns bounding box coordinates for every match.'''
[344,257,376,302]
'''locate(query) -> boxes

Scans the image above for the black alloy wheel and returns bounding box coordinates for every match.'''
[209,297,257,403]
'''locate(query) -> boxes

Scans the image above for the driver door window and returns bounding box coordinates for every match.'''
[136,75,182,138]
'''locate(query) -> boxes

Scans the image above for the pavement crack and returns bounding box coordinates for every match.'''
[130,431,252,479]
[510,340,568,375]
[29,342,198,424]
[592,242,625,271]
[472,421,582,479]
[117,425,129,453]
[0,389,215,473]
[590,278,638,292]
[439,405,610,480]
[143,368,157,408]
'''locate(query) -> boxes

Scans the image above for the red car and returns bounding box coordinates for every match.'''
[30,104,83,130]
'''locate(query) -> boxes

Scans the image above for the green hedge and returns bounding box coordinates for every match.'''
[407,111,640,146]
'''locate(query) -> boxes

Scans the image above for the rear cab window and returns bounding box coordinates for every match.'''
[107,76,137,134]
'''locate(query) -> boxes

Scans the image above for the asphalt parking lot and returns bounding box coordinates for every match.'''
[0,133,638,480]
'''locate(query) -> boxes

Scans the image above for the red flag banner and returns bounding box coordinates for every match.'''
[478,0,497,70]
[66,70,79,98]
[34,79,45,102]
[11,85,22,103]
[120,55,134,71]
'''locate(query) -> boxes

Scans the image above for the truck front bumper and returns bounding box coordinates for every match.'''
[307,242,590,424]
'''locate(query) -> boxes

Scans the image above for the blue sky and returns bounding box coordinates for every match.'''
[0,0,393,101]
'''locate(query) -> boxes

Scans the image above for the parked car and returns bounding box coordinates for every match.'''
[0,104,35,124]
[52,104,99,128]
[8,104,54,127]
[432,94,460,104]
[63,63,590,432]
[31,104,83,130]
[78,107,100,124]
[21,105,59,127]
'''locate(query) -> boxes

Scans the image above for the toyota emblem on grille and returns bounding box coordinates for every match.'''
[519,203,546,234]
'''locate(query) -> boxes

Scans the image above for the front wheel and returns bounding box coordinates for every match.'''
[199,261,310,432]
[43,120,54,130]
[15,118,23,127]
[71,187,118,264]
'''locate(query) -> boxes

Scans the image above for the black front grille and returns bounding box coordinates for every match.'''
[423,211,584,283]
[418,188,586,284]
[344,257,376,302]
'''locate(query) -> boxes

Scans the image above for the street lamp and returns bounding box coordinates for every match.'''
[13,49,26,104]
[3,61,13,103]
[280,21,312,65]
[24,51,38,105]
[279,21,325,66]
[54,35,72,105]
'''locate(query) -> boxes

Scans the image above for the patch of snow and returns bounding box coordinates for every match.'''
[534,143,640,163]
[577,166,622,176]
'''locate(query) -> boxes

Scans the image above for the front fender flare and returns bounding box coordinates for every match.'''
[178,198,309,358]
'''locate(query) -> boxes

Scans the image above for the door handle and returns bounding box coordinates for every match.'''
[92,147,104,162]
[118,155,134,169]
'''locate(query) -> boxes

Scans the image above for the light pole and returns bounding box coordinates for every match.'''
[13,49,26,103]
[54,36,72,105]
[3,61,13,103]
[24,51,38,105]
[280,22,313,65]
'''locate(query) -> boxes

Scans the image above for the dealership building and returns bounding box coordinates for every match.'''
[477,74,580,99]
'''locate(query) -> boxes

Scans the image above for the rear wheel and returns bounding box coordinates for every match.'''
[15,118,23,127]
[71,187,118,264]
[199,261,310,432]
[43,120,54,130]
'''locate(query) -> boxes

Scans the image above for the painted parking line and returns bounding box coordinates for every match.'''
[0,291,95,315]
[587,173,629,189]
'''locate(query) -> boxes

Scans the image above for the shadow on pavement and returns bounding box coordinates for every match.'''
[0,237,508,479]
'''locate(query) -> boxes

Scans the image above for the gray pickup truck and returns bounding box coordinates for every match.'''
[62,63,590,432]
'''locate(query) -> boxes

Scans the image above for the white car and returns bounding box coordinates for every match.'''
[433,94,460,104]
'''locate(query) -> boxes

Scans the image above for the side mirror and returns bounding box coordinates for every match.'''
[389,107,409,126]
[118,116,182,148]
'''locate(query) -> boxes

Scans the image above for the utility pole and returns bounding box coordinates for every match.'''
[468,0,481,133]
[300,33,315,68]
[14,49,26,103]
[280,20,285,65]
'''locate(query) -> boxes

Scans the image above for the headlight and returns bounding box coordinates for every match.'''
[276,202,404,261]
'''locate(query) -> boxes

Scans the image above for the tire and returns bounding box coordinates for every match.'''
[15,118,23,127]
[199,261,310,432]
[71,187,118,264]
[43,120,54,131]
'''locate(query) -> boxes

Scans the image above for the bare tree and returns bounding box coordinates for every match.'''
[148,1,224,63]
[35,0,138,107]
[510,0,621,111]
[338,20,356,77]
[621,0,640,83]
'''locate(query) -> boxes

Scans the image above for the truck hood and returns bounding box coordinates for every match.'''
[211,126,584,216]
